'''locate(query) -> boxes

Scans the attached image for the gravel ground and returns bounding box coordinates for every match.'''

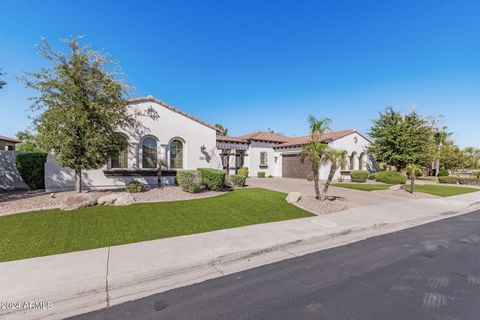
[296,195,348,215]
[371,188,438,199]
[0,187,224,216]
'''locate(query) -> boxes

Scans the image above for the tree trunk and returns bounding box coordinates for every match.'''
[409,176,415,193]
[313,165,321,200]
[322,164,337,198]
[75,168,82,193]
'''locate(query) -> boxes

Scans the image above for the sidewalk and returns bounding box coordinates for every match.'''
[1,192,479,320]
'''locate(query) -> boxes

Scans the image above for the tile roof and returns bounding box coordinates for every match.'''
[216,135,249,144]
[274,130,356,148]
[0,135,21,143]
[236,131,291,143]
[128,96,221,132]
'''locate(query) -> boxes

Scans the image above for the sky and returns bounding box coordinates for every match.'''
[0,0,479,147]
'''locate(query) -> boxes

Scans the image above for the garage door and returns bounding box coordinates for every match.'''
[282,154,312,179]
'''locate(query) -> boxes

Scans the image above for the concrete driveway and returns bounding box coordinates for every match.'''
[247,177,406,208]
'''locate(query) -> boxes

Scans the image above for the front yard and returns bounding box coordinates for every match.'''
[0,188,312,263]
[333,183,479,197]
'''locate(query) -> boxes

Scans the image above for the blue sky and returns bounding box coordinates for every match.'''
[1,0,479,147]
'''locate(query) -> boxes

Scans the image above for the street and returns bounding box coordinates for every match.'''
[71,209,480,320]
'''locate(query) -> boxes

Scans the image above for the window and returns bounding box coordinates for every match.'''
[359,152,366,170]
[170,139,184,169]
[111,135,128,169]
[350,152,357,170]
[260,152,268,167]
[142,137,157,168]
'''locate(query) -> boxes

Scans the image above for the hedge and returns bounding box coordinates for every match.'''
[368,172,378,180]
[177,170,203,193]
[438,169,449,177]
[473,171,480,178]
[198,168,226,191]
[438,176,458,184]
[257,172,266,178]
[372,171,406,185]
[227,174,247,187]
[458,177,480,186]
[238,167,249,178]
[15,152,48,190]
[125,181,144,193]
[350,170,369,182]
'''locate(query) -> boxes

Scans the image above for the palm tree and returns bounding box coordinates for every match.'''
[299,115,332,200]
[321,148,347,198]
[406,164,422,193]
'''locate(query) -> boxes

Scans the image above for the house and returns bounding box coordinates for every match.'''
[0,135,21,150]
[44,96,373,191]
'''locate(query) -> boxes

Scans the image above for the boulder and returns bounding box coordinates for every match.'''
[113,193,136,206]
[388,184,404,191]
[286,192,302,203]
[61,193,97,211]
[97,194,119,205]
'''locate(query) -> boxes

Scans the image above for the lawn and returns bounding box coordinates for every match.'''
[0,188,312,262]
[332,183,479,197]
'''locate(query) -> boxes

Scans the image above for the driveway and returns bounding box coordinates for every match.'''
[247,177,406,208]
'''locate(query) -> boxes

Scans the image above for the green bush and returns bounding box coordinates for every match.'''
[372,171,406,184]
[458,177,480,186]
[268,175,273,178]
[227,174,246,187]
[306,173,314,181]
[438,176,458,184]
[350,170,369,182]
[473,171,480,178]
[125,181,144,193]
[368,172,378,180]
[177,170,203,193]
[15,152,47,190]
[238,167,249,178]
[438,169,449,177]
[257,172,266,178]
[198,168,226,191]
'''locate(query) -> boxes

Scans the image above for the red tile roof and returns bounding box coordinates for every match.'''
[274,130,356,149]
[216,135,249,144]
[236,131,291,143]
[128,96,221,132]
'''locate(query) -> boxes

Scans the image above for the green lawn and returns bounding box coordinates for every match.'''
[333,183,479,197]
[0,188,312,262]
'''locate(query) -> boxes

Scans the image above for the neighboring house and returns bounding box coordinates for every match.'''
[0,135,21,150]
[45,96,374,191]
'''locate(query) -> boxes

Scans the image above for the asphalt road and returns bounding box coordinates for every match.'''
[72,209,480,320]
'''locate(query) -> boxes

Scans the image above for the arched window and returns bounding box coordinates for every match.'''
[170,139,184,169]
[350,152,357,170]
[359,152,366,170]
[111,134,128,169]
[142,137,157,168]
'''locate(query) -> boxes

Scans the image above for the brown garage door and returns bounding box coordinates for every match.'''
[282,154,312,179]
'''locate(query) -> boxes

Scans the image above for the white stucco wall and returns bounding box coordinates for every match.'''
[248,141,279,177]
[45,100,220,192]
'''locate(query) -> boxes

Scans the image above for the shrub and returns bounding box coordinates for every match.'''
[177,170,203,193]
[268,175,273,178]
[368,172,378,180]
[198,168,226,191]
[458,177,480,186]
[438,169,449,177]
[372,171,407,184]
[257,172,266,178]
[350,170,369,182]
[15,152,48,190]
[125,181,144,193]
[438,176,458,184]
[227,174,246,187]
[306,173,314,181]
[238,167,249,178]
[473,171,480,178]
[338,176,344,182]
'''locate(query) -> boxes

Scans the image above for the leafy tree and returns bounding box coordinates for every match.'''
[321,148,346,198]
[405,164,422,193]
[215,124,228,136]
[0,69,6,89]
[299,115,331,200]
[440,142,466,171]
[15,130,45,152]
[369,108,435,170]
[20,37,138,192]
[464,146,480,169]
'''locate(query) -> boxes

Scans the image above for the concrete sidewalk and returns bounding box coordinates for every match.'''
[1,192,479,320]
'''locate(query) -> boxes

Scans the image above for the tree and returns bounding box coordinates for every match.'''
[299,115,331,200]
[369,108,435,170]
[215,124,228,136]
[15,130,45,152]
[440,142,466,171]
[0,69,6,89]
[321,148,346,198]
[20,37,138,192]
[464,146,480,169]
[405,164,422,193]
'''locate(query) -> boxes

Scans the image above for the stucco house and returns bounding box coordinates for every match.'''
[45,96,374,192]
[0,135,21,150]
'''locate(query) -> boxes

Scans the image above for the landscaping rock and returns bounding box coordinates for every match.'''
[388,185,404,191]
[286,192,302,203]
[61,193,97,211]
[97,194,119,205]
[113,193,136,206]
